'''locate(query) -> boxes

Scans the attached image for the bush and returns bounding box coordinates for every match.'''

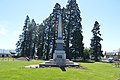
[86,59,95,63]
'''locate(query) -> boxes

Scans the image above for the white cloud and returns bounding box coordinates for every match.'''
[0,25,8,36]
[13,29,22,37]
[0,22,22,49]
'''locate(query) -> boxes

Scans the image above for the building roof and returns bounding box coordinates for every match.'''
[0,49,15,54]
[106,52,116,55]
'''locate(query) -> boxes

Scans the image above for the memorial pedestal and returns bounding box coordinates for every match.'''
[39,11,79,67]
[39,59,79,67]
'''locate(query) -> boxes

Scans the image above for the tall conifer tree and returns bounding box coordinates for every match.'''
[36,24,44,59]
[16,15,30,57]
[90,21,103,61]
[65,0,84,59]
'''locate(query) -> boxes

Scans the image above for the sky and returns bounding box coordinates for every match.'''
[0,0,120,52]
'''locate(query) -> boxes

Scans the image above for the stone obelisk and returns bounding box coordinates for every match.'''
[58,12,62,38]
[39,10,79,68]
[53,12,66,66]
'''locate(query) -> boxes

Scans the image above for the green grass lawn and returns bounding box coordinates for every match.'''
[0,60,120,80]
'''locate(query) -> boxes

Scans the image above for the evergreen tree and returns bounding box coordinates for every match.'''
[50,3,61,58]
[83,47,90,60]
[42,3,62,60]
[43,16,53,60]
[16,16,37,58]
[36,23,45,59]
[71,27,84,60]
[65,0,84,59]
[16,1,85,60]
[16,15,30,57]
[27,20,33,58]
[16,35,23,55]
[90,21,103,61]
[28,19,37,58]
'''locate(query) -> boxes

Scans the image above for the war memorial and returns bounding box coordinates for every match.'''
[39,10,79,67]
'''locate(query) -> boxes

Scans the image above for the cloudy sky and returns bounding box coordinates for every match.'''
[0,0,120,52]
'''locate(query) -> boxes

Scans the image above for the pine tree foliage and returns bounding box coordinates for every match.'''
[71,27,84,59]
[83,48,90,60]
[16,15,30,57]
[90,21,103,61]
[16,0,85,60]
[36,24,44,59]
[16,16,41,58]
[28,19,37,58]
[43,3,61,60]
[50,3,61,59]
[43,16,52,60]
[64,0,84,59]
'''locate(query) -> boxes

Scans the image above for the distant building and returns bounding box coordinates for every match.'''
[104,52,120,60]
[104,52,115,58]
[0,49,15,57]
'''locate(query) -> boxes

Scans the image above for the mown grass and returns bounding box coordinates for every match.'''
[0,60,120,80]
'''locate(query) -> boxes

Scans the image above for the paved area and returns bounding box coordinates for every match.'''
[24,65,39,68]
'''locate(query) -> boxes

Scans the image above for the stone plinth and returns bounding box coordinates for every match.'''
[53,51,66,60]
[39,59,79,67]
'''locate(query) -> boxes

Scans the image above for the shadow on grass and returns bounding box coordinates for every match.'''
[59,66,66,71]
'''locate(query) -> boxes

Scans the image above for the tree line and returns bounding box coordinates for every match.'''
[16,0,103,61]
